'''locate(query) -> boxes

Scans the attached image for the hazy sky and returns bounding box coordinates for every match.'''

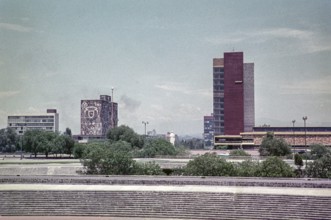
[0,0,330,136]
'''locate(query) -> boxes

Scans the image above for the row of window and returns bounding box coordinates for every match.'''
[9,123,55,127]
[214,67,224,73]
[214,110,224,115]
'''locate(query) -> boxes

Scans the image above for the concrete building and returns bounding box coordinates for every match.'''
[214,126,331,150]
[203,114,214,148]
[7,109,59,135]
[80,95,118,138]
[213,52,254,136]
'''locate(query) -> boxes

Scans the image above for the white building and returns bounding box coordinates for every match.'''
[7,109,59,135]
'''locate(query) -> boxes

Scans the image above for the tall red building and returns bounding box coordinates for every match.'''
[213,52,254,136]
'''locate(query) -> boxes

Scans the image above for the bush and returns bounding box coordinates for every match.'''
[81,144,136,175]
[134,161,164,175]
[258,157,294,177]
[229,149,251,157]
[136,138,177,158]
[184,153,235,176]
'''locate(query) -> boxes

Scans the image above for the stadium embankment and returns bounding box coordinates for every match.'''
[0,176,331,219]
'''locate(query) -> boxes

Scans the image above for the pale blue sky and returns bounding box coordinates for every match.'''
[0,0,330,136]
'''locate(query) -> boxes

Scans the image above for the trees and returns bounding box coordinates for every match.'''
[136,138,177,158]
[259,132,291,156]
[23,129,75,157]
[294,154,303,168]
[23,130,44,157]
[0,127,19,152]
[82,143,137,175]
[107,125,144,148]
[234,160,259,177]
[310,144,330,159]
[258,157,294,177]
[306,153,331,178]
[185,153,235,176]
[81,143,164,175]
[229,149,251,157]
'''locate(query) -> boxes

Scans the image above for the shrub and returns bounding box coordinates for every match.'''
[306,153,331,178]
[310,144,331,159]
[134,161,164,175]
[81,144,136,175]
[234,160,259,177]
[258,157,294,177]
[184,153,235,176]
[229,149,251,157]
[136,138,177,158]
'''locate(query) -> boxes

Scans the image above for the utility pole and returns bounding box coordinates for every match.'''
[292,120,296,159]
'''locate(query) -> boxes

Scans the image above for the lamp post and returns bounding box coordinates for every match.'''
[142,121,149,136]
[302,116,308,166]
[292,120,296,159]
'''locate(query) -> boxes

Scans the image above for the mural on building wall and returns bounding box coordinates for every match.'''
[81,98,118,136]
[81,100,103,136]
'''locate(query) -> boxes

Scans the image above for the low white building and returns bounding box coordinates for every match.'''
[7,109,59,135]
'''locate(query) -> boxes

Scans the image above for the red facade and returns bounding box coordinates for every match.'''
[224,52,244,135]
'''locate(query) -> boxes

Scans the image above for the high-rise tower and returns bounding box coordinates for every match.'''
[213,52,254,136]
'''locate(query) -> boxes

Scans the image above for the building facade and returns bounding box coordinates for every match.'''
[80,95,118,137]
[213,52,254,136]
[7,109,59,135]
[203,114,214,148]
[214,127,331,150]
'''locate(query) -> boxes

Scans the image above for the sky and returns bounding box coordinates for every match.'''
[0,0,331,137]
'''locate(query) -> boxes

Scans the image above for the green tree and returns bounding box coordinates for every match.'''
[258,157,294,177]
[0,127,19,152]
[229,149,251,157]
[306,153,331,178]
[23,129,61,158]
[294,153,303,168]
[259,132,291,156]
[23,130,43,157]
[310,144,330,159]
[53,135,66,157]
[73,143,86,159]
[62,134,75,156]
[234,160,259,177]
[137,138,177,158]
[107,125,144,148]
[185,153,235,176]
[109,140,133,153]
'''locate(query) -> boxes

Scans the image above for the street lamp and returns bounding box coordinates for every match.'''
[292,120,296,159]
[302,116,308,166]
[142,121,149,136]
